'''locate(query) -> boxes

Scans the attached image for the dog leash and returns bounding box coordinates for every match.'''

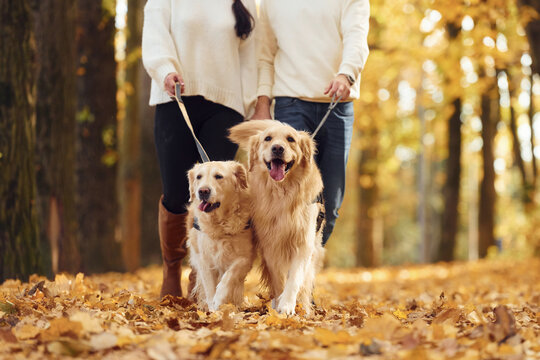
[311,93,343,139]
[172,82,210,163]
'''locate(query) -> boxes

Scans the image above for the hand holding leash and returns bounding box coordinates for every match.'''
[324,74,351,100]
[165,73,184,97]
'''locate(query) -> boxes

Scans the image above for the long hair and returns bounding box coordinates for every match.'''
[232,0,254,39]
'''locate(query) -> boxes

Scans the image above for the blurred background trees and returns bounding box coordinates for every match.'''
[0,0,538,281]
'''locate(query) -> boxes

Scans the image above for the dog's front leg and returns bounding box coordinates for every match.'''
[212,258,252,310]
[277,247,313,315]
[197,264,217,311]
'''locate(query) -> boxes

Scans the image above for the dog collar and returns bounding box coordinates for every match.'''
[193,217,252,232]
[193,217,201,231]
[313,193,325,234]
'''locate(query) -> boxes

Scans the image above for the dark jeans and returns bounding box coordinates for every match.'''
[274,97,354,246]
[154,97,243,214]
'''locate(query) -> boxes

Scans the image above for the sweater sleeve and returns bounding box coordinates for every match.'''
[142,0,182,91]
[239,0,258,117]
[256,0,278,98]
[338,0,370,82]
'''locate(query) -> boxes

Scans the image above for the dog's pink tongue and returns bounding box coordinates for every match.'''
[270,160,286,181]
[198,201,210,212]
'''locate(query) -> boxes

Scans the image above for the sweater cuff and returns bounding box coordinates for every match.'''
[338,63,360,82]
[257,84,273,99]
[155,63,178,91]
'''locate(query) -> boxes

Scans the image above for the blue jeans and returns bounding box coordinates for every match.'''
[274,97,354,246]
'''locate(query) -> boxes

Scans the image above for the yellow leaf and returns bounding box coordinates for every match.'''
[40,318,83,341]
[393,308,409,320]
[12,323,41,340]
[190,341,213,354]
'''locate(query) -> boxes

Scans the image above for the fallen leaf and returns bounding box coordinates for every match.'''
[360,339,382,355]
[69,311,103,334]
[12,323,41,340]
[487,305,517,343]
[89,332,117,351]
[40,317,83,341]
[147,340,176,360]
[0,329,17,343]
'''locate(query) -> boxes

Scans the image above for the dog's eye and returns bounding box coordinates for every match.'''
[215,174,223,180]
[287,136,295,142]
[264,136,272,142]
[196,174,202,180]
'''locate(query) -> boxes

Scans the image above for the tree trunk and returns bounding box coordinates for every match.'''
[519,0,540,75]
[119,0,144,271]
[509,98,530,202]
[436,22,463,262]
[528,73,537,189]
[438,98,462,262]
[140,73,161,266]
[478,83,498,258]
[356,129,379,268]
[0,0,43,281]
[33,0,80,275]
[76,0,123,273]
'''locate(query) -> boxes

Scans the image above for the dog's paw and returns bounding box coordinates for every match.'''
[277,296,296,316]
[209,298,224,312]
[207,298,220,312]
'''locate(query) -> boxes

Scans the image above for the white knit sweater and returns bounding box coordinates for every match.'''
[258,0,370,101]
[142,0,257,117]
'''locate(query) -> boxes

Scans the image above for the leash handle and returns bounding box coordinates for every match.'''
[311,93,343,139]
[172,83,210,163]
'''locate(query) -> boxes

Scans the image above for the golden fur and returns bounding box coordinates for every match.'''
[186,161,255,311]
[229,120,325,316]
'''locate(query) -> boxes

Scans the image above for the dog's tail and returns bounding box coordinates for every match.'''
[228,119,279,148]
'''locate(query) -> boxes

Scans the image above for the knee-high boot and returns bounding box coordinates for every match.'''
[158,196,187,298]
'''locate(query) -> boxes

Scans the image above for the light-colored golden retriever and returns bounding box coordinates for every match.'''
[229,120,325,315]
[186,161,255,311]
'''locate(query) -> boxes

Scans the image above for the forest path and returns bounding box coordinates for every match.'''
[1,259,539,359]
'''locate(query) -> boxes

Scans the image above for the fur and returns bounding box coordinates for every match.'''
[186,161,255,311]
[229,120,325,316]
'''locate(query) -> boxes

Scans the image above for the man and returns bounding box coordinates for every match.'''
[252,0,370,245]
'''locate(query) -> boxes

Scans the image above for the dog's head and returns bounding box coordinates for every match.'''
[187,161,248,213]
[229,120,315,182]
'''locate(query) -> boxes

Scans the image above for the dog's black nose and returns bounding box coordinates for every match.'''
[198,188,211,200]
[272,144,284,156]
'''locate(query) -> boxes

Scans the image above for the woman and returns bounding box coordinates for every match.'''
[142,0,257,299]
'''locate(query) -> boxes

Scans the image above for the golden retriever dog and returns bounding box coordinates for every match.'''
[186,161,254,311]
[229,120,325,316]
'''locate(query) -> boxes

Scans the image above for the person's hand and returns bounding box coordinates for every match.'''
[164,72,184,97]
[324,74,351,100]
[250,96,272,120]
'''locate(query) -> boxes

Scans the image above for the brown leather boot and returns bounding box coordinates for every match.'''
[159,196,187,298]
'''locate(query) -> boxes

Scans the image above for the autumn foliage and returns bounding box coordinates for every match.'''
[1,259,539,359]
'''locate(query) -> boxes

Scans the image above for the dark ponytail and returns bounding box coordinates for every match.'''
[232,0,254,39]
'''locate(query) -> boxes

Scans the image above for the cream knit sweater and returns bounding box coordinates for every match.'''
[258,0,370,101]
[142,0,257,117]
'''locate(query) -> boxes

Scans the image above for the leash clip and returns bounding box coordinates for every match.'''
[311,93,343,139]
[174,83,183,103]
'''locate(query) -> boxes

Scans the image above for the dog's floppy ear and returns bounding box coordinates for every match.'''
[247,136,261,171]
[187,167,196,202]
[234,163,248,189]
[229,120,278,149]
[299,131,315,165]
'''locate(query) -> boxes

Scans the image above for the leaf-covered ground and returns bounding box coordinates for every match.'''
[1,259,539,359]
